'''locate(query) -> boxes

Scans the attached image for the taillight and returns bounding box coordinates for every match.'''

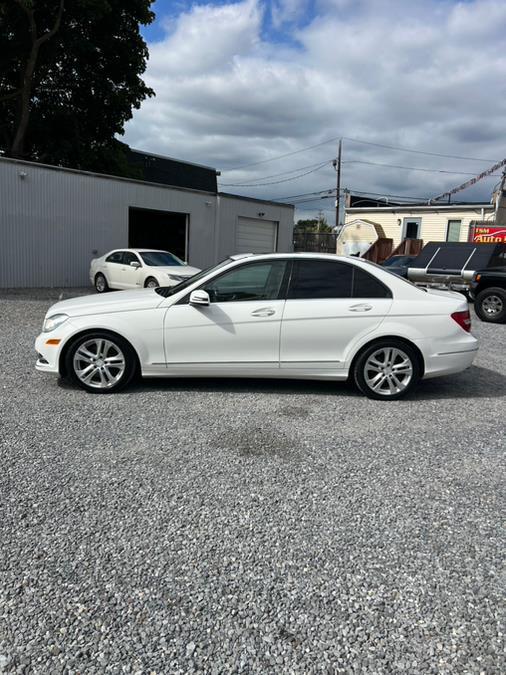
[451,310,472,332]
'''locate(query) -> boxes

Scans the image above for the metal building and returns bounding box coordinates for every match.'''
[0,154,294,288]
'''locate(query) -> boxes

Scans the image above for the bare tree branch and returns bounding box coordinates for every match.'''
[9,0,65,158]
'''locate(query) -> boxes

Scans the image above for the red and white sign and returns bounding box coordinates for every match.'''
[469,225,506,243]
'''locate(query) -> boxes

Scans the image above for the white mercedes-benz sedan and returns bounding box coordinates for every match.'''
[89,248,200,292]
[36,253,478,400]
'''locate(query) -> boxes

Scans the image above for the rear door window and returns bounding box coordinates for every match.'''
[288,259,392,299]
[105,251,124,264]
[288,260,353,299]
[352,266,392,298]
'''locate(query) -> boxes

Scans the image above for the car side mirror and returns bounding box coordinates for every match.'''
[189,290,210,306]
[130,261,141,268]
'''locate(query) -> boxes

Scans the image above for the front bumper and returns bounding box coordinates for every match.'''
[35,333,63,374]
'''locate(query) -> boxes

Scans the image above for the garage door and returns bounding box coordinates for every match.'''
[235,217,278,254]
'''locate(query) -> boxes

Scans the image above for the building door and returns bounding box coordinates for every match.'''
[446,220,462,242]
[129,207,188,261]
[402,217,421,240]
[235,217,278,254]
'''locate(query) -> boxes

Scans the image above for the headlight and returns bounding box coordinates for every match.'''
[42,313,69,333]
[167,274,185,282]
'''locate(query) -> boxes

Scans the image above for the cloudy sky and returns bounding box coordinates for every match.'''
[124,0,506,221]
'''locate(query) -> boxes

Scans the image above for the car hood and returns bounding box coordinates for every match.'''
[45,289,162,318]
[151,265,200,277]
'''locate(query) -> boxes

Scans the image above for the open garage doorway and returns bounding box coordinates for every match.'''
[129,207,188,261]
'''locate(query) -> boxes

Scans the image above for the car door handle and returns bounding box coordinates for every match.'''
[349,303,373,312]
[251,307,275,317]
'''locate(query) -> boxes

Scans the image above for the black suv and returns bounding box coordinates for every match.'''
[471,268,506,323]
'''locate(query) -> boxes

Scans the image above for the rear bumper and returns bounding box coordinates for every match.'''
[420,334,478,379]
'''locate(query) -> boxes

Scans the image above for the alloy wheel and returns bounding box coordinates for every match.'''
[482,294,504,316]
[73,338,126,390]
[364,347,413,396]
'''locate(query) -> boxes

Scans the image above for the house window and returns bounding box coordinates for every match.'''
[446,220,462,242]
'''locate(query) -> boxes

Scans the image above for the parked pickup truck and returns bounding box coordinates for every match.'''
[470,268,506,323]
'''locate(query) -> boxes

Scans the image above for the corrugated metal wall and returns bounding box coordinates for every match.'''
[0,158,294,288]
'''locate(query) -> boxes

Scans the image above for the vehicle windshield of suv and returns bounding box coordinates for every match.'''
[155,259,233,298]
[140,251,185,267]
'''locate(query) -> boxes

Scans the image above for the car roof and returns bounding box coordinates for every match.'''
[108,248,173,253]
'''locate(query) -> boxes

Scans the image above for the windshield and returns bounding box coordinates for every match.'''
[140,251,185,267]
[383,256,413,267]
[155,258,233,298]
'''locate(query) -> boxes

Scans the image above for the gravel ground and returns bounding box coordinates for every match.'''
[0,288,504,674]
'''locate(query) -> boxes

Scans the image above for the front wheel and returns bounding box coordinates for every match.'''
[353,340,421,400]
[65,332,137,393]
[145,276,159,289]
[474,287,506,323]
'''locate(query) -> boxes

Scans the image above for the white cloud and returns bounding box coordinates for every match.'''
[124,0,506,220]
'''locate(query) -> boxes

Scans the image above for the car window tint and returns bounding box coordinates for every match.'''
[288,260,353,299]
[204,261,287,302]
[352,266,392,298]
[123,252,140,265]
[105,251,124,264]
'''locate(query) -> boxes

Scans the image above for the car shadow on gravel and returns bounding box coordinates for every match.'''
[124,365,506,400]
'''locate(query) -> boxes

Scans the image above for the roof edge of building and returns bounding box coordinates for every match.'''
[347,203,494,213]
[0,155,218,197]
[219,191,294,209]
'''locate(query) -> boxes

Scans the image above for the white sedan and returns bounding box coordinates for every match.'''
[89,248,200,292]
[36,253,478,400]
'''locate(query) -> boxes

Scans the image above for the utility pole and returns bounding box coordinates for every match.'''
[495,169,506,227]
[333,139,342,230]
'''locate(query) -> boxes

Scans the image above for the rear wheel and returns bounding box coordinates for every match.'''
[474,287,506,323]
[95,273,109,293]
[65,332,137,393]
[145,276,159,289]
[353,340,421,400]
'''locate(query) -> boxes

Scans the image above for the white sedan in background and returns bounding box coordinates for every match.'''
[36,253,478,400]
[89,248,200,292]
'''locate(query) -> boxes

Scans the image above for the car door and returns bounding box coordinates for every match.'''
[280,259,393,369]
[162,259,288,371]
[121,251,143,288]
[104,251,126,288]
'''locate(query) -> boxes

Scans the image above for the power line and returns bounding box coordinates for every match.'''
[223,135,342,171]
[218,161,331,187]
[343,137,498,163]
[272,186,431,202]
[342,158,502,176]
[219,159,334,186]
[222,135,501,174]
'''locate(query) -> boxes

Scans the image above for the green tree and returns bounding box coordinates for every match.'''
[0,0,154,174]
[294,212,333,233]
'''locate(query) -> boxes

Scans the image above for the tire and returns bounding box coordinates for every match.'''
[353,340,421,401]
[65,332,138,394]
[145,276,159,289]
[474,287,506,323]
[95,273,109,293]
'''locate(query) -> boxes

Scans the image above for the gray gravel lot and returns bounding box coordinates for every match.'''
[0,288,504,674]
